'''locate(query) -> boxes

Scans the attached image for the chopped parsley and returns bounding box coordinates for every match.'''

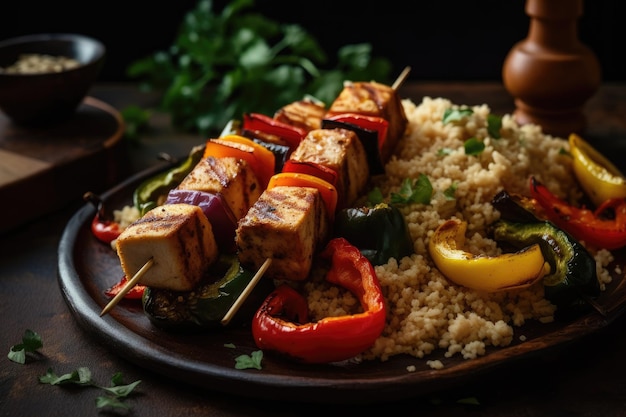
[235,350,263,370]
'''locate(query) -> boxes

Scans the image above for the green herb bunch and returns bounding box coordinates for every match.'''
[126,0,392,136]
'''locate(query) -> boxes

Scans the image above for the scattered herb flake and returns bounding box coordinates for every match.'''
[39,367,93,386]
[464,138,485,155]
[390,175,433,205]
[437,148,453,156]
[235,350,263,370]
[40,368,141,411]
[442,108,473,124]
[443,183,458,200]
[224,343,236,349]
[487,114,502,139]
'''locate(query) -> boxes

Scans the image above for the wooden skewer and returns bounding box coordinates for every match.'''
[391,66,411,91]
[221,258,272,326]
[100,257,154,317]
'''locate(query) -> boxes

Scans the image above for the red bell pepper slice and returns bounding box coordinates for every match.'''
[529,176,626,249]
[242,113,307,151]
[326,113,389,151]
[104,276,146,300]
[251,237,387,364]
[266,172,338,219]
[281,159,338,188]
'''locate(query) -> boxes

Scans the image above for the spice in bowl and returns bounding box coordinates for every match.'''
[1,53,81,74]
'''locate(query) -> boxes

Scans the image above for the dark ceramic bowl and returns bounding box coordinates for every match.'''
[0,33,106,126]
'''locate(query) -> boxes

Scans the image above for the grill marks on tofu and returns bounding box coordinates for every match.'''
[236,186,329,281]
[273,99,326,131]
[116,204,218,291]
[177,156,261,219]
[289,128,369,208]
[328,81,408,162]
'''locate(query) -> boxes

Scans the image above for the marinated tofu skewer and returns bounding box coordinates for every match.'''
[102,69,410,318]
[101,203,220,316]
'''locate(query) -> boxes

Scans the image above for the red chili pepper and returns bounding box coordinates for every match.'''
[91,214,121,244]
[242,113,307,151]
[104,276,146,299]
[251,238,387,363]
[529,176,626,249]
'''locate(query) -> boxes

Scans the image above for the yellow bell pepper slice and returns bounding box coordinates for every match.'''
[428,219,550,292]
[569,133,626,207]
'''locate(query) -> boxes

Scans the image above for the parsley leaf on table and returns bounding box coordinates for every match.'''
[8,329,43,364]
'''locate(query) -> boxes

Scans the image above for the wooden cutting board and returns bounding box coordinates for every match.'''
[0,96,127,233]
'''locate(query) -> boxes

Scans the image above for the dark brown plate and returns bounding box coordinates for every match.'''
[57,164,626,405]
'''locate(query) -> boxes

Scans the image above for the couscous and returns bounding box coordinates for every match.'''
[304,97,617,365]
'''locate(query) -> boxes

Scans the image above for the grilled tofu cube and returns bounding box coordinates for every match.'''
[288,128,369,208]
[177,156,262,219]
[236,186,329,281]
[273,99,327,131]
[328,81,408,162]
[116,204,218,291]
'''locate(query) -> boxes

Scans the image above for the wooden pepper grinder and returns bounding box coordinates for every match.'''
[502,0,601,137]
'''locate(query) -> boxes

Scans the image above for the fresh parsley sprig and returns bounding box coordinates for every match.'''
[126,0,392,137]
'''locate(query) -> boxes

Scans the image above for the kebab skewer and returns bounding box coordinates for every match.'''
[100,68,411,321]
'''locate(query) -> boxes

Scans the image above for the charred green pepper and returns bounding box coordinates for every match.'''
[133,144,205,216]
[142,254,272,330]
[333,202,414,265]
[491,190,600,315]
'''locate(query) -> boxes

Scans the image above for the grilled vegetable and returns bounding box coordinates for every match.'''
[242,112,307,151]
[333,202,413,265]
[133,144,205,216]
[251,238,386,363]
[429,218,550,292]
[142,255,272,329]
[492,189,601,313]
[530,176,626,250]
[204,135,275,189]
[569,133,626,206]
[165,189,238,253]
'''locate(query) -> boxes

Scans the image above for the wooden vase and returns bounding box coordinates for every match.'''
[502,0,601,137]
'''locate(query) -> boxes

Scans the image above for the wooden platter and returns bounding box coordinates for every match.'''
[0,96,126,233]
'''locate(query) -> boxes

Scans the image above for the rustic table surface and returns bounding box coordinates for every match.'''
[2,81,626,417]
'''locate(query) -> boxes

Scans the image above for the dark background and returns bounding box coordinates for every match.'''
[1,0,624,82]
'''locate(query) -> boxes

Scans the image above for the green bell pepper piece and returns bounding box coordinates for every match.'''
[142,254,272,330]
[133,144,205,216]
[333,202,414,266]
[491,190,600,315]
